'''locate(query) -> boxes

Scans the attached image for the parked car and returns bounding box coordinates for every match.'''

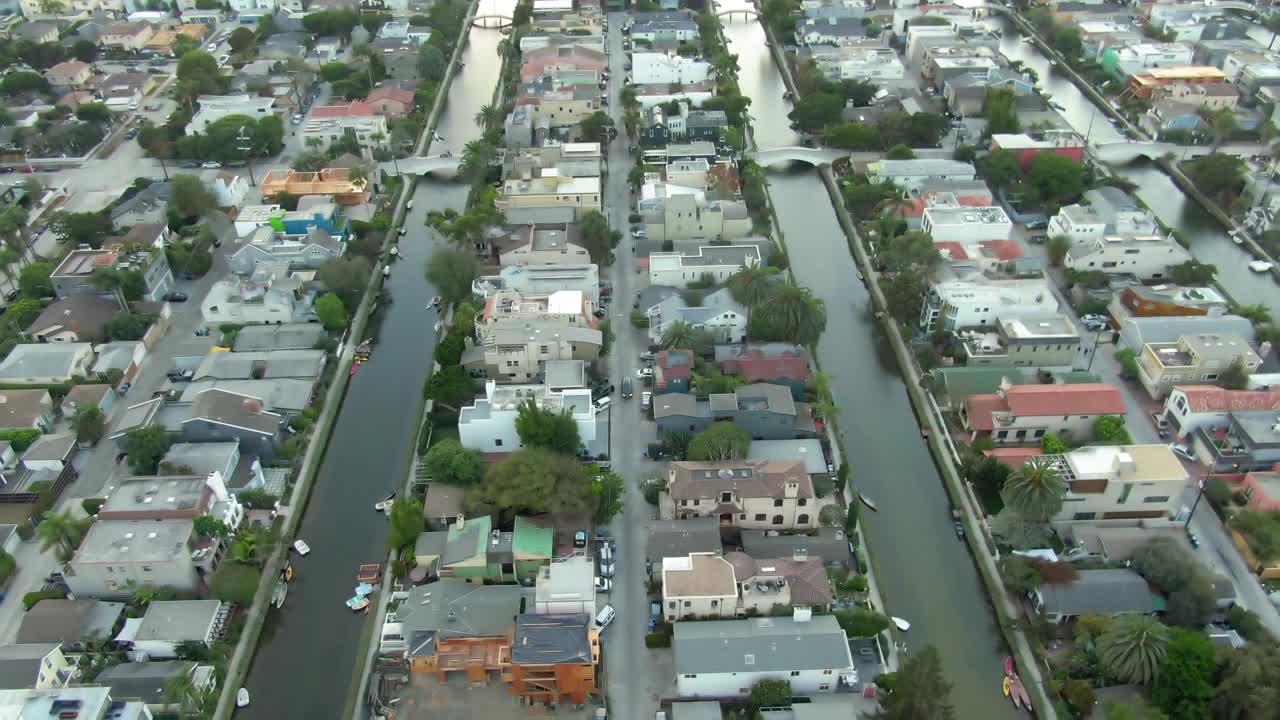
[621,377,633,398]
[574,530,587,548]
[1169,443,1196,463]
[164,291,188,302]
[595,577,612,592]
[167,368,194,382]
[594,396,612,412]
[641,391,652,411]
[4,289,18,302]
[1150,412,1170,431]
[639,351,655,361]
[201,161,221,169]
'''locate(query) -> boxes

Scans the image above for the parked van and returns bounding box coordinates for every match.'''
[593,605,616,632]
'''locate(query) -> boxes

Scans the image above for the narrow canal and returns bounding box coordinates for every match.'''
[239,21,506,718]
[718,6,1022,717]
[992,16,1280,315]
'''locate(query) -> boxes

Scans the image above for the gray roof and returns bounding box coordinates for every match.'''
[748,440,828,475]
[1036,569,1158,617]
[0,343,92,381]
[20,433,76,464]
[96,661,199,704]
[161,442,238,476]
[672,702,725,720]
[1119,315,1256,351]
[180,378,315,413]
[232,324,325,352]
[511,614,593,665]
[653,392,698,419]
[194,349,326,381]
[185,389,282,436]
[443,523,482,565]
[740,528,851,567]
[16,599,124,645]
[394,580,527,640]
[673,616,853,675]
[135,601,222,643]
[424,483,465,519]
[0,644,59,690]
[872,159,975,178]
[413,530,449,558]
[92,341,140,373]
[27,296,120,338]
[543,359,585,389]
[109,397,163,439]
[647,518,722,561]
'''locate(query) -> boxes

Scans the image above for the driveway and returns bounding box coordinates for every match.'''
[600,13,676,720]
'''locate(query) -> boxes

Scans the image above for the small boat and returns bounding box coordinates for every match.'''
[349,361,361,377]
[389,246,399,257]
[354,340,371,358]
[1013,678,1031,708]
[1004,656,1014,676]
[345,596,370,611]
[1230,231,1244,245]
[1010,682,1023,709]
[382,266,391,277]
[952,509,964,539]
[1020,36,1032,43]
[272,578,288,608]
[1003,676,1011,698]
[434,320,444,333]
[431,295,442,307]
[858,492,878,512]
[374,491,396,512]
[236,688,250,708]
[891,617,911,632]
[284,564,294,583]
[355,582,375,597]
[1249,260,1274,272]
[293,539,311,556]
[856,271,864,281]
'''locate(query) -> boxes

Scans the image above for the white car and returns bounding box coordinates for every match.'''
[636,367,653,378]
[201,161,221,169]
[595,577,612,592]
[641,391,652,410]
[207,43,218,52]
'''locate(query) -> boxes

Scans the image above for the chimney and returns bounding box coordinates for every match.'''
[455,515,465,529]
[243,398,263,413]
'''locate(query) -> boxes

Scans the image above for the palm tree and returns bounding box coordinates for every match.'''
[726,265,778,319]
[808,371,837,419]
[756,281,827,346]
[474,104,503,129]
[230,532,257,565]
[1097,615,1169,685]
[347,163,369,187]
[659,319,697,349]
[458,139,498,184]
[90,267,130,313]
[1210,108,1238,150]
[1000,457,1065,523]
[1234,303,1272,326]
[163,670,205,718]
[36,511,90,561]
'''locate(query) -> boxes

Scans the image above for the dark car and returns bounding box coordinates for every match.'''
[180,161,200,168]
[5,289,18,302]
[225,160,247,168]
[164,291,189,302]
[0,167,13,174]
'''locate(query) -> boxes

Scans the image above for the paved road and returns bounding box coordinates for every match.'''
[601,13,671,720]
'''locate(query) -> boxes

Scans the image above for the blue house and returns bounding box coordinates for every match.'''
[281,200,346,238]
[640,105,670,148]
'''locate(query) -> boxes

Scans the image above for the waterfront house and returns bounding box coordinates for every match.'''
[509,614,600,706]
[493,224,591,266]
[961,382,1126,444]
[437,516,553,582]
[96,661,216,714]
[124,601,226,659]
[1107,284,1229,325]
[672,615,854,699]
[715,344,811,400]
[180,389,287,462]
[1189,410,1280,472]
[1064,234,1193,281]
[458,381,599,453]
[661,551,833,622]
[655,384,817,442]
[1040,444,1189,522]
[665,459,818,530]
[1136,332,1261,399]
[378,580,527,662]
[920,278,1057,333]
[1117,314,1256,354]
[645,288,748,346]
[739,527,852,569]
[649,246,761,289]
[1032,569,1161,623]
[960,314,1082,371]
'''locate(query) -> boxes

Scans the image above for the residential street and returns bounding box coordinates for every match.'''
[600,13,672,720]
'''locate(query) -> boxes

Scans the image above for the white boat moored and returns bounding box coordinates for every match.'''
[236,688,250,708]
[1249,260,1274,272]
[293,540,311,556]
[891,617,911,632]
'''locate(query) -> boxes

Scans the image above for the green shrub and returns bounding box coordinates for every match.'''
[81,498,104,517]
[1205,478,1232,508]
[25,480,52,494]
[0,430,41,451]
[0,551,15,584]
[812,474,834,498]
[644,632,671,648]
[22,589,67,611]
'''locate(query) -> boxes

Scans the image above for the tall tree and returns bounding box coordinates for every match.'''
[464,448,596,522]
[659,319,697,349]
[754,281,827,346]
[1098,615,1169,685]
[514,400,582,455]
[36,510,90,561]
[424,248,479,304]
[869,645,956,720]
[686,422,750,461]
[386,497,425,550]
[1000,458,1065,523]
[726,265,779,321]
[168,174,217,218]
[1211,642,1280,719]
[91,268,131,313]
[423,439,483,486]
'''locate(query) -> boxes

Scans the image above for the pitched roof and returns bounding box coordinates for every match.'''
[966,384,1125,428]
[1173,385,1280,413]
[0,389,50,429]
[16,599,124,645]
[27,296,120,338]
[647,518,722,560]
[0,344,92,381]
[366,86,415,106]
[935,241,969,260]
[512,516,553,558]
[1036,569,1160,616]
[983,447,1045,469]
[673,616,851,675]
[718,347,810,383]
[310,100,378,118]
[980,239,1024,260]
[95,661,199,704]
[185,389,283,435]
[668,460,813,501]
[739,528,851,567]
[723,551,833,606]
[511,614,594,665]
[62,384,111,411]
[0,644,59,689]
[134,600,222,642]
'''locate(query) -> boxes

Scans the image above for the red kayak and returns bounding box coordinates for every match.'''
[1004,656,1014,676]
[350,362,361,376]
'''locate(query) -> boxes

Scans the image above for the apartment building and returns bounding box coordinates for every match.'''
[472,264,600,306]
[649,245,761,288]
[1137,332,1262,399]
[1102,42,1195,78]
[642,193,751,244]
[496,175,601,221]
[1041,445,1189,522]
[921,205,1013,243]
[461,306,602,384]
[631,52,712,85]
[920,278,1058,332]
[962,313,1082,370]
[1047,187,1159,242]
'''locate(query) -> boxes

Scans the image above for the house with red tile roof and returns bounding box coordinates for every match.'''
[654,349,694,394]
[961,382,1126,443]
[365,87,415,119]
[715,343,810,400]
[982,447,1044,469]
[1163,385,1280,440]
[1237,466,1280,512]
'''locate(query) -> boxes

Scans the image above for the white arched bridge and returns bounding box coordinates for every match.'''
[750,145,848,167]
[380,154,463,177]
[471,13,513,27]
[714,8,758,19]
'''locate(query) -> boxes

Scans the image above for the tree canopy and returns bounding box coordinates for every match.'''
[317,256,372,309]
[122,426,174,475]
[425,248,480,304]
[869,645,955,720]
[168,174,217,218]
[464,448,597,520]
[315,293,348,330]
[424,439,484,486]
[514,400,582,455]
[686,422,750,461]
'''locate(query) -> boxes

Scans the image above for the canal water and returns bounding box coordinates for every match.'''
[717,5,1022,717]
[992,17,1280,315]
[238,21,507,719]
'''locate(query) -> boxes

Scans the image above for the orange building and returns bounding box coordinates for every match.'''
[1128,66,1227,98]
[508,614,600,706]
[259,168,369,206]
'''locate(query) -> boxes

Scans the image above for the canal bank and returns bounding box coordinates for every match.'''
[234,17,507,720]
[717,5,1029,716]
[991,16,1280,315]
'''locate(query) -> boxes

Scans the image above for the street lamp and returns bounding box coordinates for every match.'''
[1183,476,1207,529]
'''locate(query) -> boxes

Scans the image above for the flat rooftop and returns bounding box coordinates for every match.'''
[1002,314,1079,339]
[73,519,194,565]
[101,476,208,515]
[1065,445,1188,483]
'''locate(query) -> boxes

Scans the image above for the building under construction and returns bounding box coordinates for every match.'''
[259,168,370,206]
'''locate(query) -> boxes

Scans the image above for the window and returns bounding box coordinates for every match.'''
[754,514,765,521]
[1072,512,1096,520]
[668,602,675,609]
[495,439,503,447]
[772,515,784,525]
[1202,373,1218,381]
[790,671,800,677]
[1117,483,1132,504]
[797,514,810,525]
[773,499,783,507]
[739,514,746,519]
[797,499,807,506]
[721,492,732,502]
[1143,495,1171,503]
[711,600,718,608]
[818,684,831,691]
[996,430,1007,439]
[680,500,688,507]
[823,670,833,675]
[1034,429,1045,438]
[684,674,697,679]
[684,601,691,607]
